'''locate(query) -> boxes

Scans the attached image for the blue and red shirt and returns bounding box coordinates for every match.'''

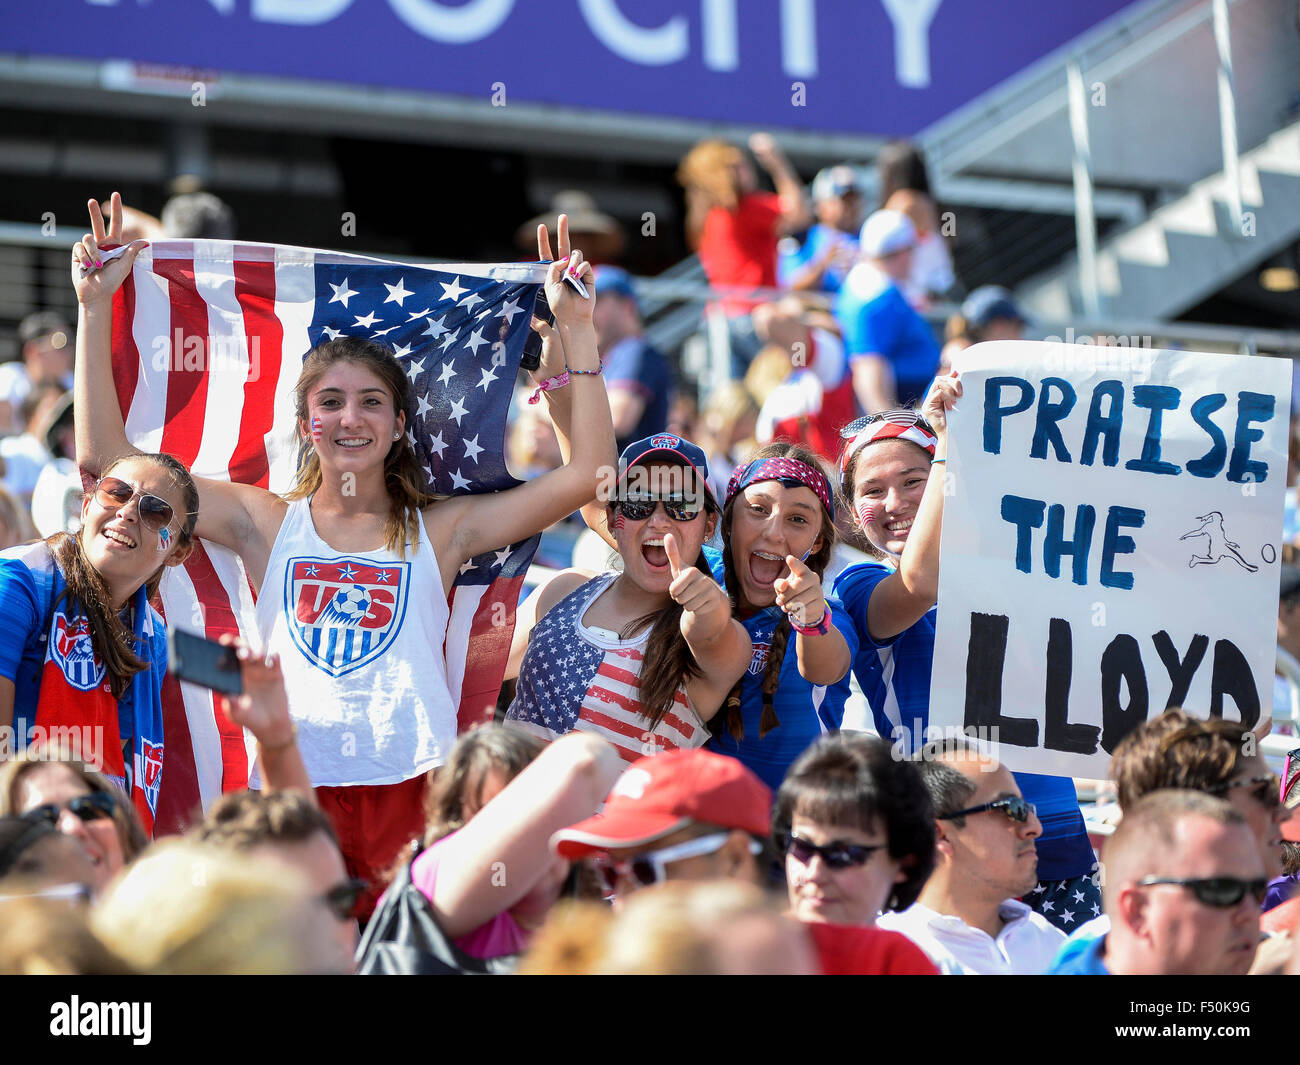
[0,541,166,834]
[703,546,858,791]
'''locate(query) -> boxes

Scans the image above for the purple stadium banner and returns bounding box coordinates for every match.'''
[6,0,1135,137]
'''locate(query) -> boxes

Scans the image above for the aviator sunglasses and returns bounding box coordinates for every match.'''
[617,495,704,522]
[23,792,116,826]
[1135,876,1269,908]
[93,476,180,534]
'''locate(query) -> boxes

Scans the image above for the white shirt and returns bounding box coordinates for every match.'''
[254,496,456,787]
[878,898,1067,975]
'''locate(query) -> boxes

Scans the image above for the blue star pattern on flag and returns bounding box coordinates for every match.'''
[306,260,537,505]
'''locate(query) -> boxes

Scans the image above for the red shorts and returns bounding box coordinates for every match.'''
[316,774,428,922]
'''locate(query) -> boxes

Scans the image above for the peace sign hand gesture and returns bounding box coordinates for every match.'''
[72,192,149,307]
[536,213,594,328]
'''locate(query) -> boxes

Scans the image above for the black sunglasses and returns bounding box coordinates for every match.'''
[24,792,116,826]
[93,476,178,534]
[321,877,368,922]
[617,495,704,523]
[1136,876,1269,908]
[938,796,1037,824]
[1208,774,1280,811]
[780,833,886,869]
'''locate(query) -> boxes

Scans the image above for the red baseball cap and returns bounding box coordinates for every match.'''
[550,749,772,858]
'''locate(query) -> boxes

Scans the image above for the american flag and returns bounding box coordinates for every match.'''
[107,239,547,835]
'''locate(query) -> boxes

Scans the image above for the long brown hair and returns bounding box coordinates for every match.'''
[720,443,836,741]
[614,484,721,731]
[284,336,436,555]
[421,726,545,847]
[59,453,198,700]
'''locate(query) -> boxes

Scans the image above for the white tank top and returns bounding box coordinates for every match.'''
[254,496,455,787]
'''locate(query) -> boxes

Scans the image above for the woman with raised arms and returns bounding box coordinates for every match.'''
[73,195,616,909]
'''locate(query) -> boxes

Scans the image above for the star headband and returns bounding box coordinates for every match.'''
[726,457,835,520]
[837,412,937,492]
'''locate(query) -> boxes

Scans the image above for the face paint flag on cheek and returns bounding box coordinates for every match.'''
[158,526,172,552]
[857,501,877,528]
[311,416,323,443]
[612,512,625,531]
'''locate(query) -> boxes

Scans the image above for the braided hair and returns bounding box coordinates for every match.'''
[719,443,836,741]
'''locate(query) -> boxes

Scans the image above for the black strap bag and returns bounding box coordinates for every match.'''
[355,841,518,975]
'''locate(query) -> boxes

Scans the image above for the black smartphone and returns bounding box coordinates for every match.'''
[168,626,243,695]
[520,289,554,371]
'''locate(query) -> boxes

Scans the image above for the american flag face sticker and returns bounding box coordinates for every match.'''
[158,526,172,552]
[311,416,323,443]
[856,500,877,528]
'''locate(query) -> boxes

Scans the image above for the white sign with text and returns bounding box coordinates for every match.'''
[930,340,1291,778]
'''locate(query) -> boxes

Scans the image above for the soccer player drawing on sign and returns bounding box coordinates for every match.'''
[1179,510,1258,572]
[74,194,616,914]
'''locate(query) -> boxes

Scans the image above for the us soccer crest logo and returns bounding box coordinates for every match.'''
[137,738,163,813]
[50,610,106,691]
[649,433,680,450]
[284,557,411,677]
[747,640,771,677]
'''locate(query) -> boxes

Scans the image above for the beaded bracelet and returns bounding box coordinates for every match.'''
[568,366,603,376]
[527,370,570,405]
[790,604,832,637]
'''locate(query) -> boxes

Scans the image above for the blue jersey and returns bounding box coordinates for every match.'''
[834,266,939,406]
[778,224,857,294]
[0,541,167,833]
[833,560,1094,881]
[703,546,858,792]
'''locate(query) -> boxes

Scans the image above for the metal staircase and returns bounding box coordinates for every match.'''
[1018,118,1300,320]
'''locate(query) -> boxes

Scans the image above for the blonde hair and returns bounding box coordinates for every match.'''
[0,891,131,975]
[92,839,345,975]
[514,901,614,976]
[595,880,806,975]
[677,139,745,213]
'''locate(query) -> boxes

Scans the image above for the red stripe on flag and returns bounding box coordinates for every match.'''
[180,540,248,794]
[230,259,282,488]
[577,705,649,742]
[584,682,646,719]
[110,275,141,431]
[154,671,201,837]
[154,257,209,469]
[454,574,526,734]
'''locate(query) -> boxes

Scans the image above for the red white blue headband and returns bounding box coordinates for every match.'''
[838,412,937,489]
[726,457,835,520]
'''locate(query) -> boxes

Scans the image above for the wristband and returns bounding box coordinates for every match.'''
[567,365,603,376]
[930,458,947,465]
[527,371,570,405]
[258,724,298,753]
[790,604,831,637]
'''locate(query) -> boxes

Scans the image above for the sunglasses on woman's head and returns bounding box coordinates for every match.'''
[1136,876,1269,908]
[23,792,115,826]
[93,476,177,534]
[780,833,886,869]
[839,410,935,440]
[617,495,704,522]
